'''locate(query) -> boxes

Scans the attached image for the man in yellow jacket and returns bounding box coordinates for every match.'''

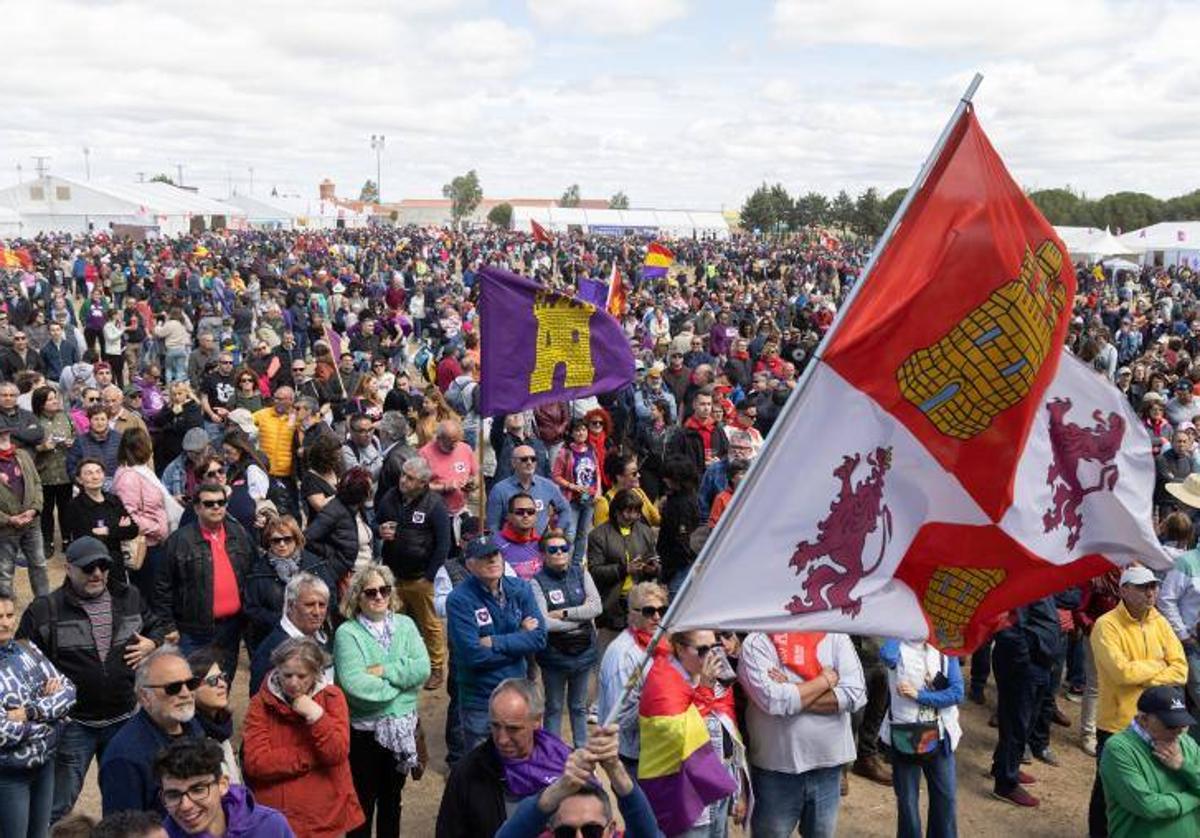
[252,387,297,517]
[1088,565,1188,837]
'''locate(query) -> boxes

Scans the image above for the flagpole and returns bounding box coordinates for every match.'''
[601,72,985,728]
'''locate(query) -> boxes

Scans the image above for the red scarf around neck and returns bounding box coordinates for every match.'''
[499,524,540,544]
[771,632,827,681]
[631,626,671,658]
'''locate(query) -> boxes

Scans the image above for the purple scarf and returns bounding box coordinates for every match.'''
[500,729,571,798]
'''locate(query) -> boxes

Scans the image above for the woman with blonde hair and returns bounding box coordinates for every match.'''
[151,378,203,472]
[334,563,431,838]
[414,386,459,448]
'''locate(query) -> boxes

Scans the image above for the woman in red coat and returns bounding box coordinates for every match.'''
[243,636,365,838]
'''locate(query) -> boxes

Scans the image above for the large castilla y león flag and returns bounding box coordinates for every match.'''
[478,266,636,417]
[668,108,1171,655]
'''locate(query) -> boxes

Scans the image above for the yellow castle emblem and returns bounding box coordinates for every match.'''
[896,240,1066,439]
[922,566,1006,649]
[529,292,596,394]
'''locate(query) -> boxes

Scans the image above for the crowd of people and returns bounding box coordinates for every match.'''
[0,223,1195,838]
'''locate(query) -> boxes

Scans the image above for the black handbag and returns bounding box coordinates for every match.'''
[888,652,946,763]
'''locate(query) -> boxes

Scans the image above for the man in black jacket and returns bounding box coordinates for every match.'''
[17,536,162,821]
[39,321,79,382]
[379,456,451,690]
[154,483,257,681]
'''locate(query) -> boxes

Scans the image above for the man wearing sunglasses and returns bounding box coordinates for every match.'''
[98,645,205,816]
[154,483,257,682]
[17,535,163,821]
[486,444,573,543]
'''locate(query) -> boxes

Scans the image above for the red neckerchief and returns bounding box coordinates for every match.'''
[0,445,16,461]
[770,632,827,681]
[630,626,671,658]
[499,524,539,544]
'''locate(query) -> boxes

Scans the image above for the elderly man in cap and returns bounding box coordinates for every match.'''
[17,535,161,820]
[1088,565,1188,836]
[163,427,212,504]
[1099,686,1200,838]
[0,415,45,598]
[446,533,546,751]
[1166,379,1197,428]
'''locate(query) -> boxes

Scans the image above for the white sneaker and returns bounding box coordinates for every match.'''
[1081,737,1097,757]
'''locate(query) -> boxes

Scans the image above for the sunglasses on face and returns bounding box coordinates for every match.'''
[204,469,224,478]
[688,644,717,657]
[514,455,537,463]
[511,508,537,517]
[145,676,203,696]
[361,585,392,600]
[588,421,604,427]
[202,671,230,688]
[80,560,112,576]
[269,535,295,546]
[716,631,735,641]
[552,825,607,838]
[199,498,227,509]
[544,544,570,555]
[639,605,668,618]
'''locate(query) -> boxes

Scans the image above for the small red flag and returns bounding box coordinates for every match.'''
[530,219,552,244]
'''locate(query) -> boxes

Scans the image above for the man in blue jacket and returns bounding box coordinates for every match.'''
[446,534,547,750]
[99,645,204,815]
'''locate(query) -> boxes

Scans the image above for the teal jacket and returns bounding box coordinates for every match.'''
[1101,725,1200,838]
[333,614,430,722]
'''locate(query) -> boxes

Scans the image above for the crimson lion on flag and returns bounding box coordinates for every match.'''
[787,446,893,618]
[1042,397,1125,549]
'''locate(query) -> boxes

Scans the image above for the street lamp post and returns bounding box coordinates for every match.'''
[370,134,385,203]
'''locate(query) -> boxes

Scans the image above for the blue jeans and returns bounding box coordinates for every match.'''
[750,765,841,838]
[52,719,124,822]
[542,660,592,747]
[893,748,957,838]
[460,704,491,753]
[165,347,188,383]
[679,794,731,838]
[569,500,593,563]
[0,761,56,838]
[179,618,243,683]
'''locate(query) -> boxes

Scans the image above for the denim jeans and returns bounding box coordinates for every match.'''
[52,718,125,822]
[750,765,841,838]
[445,657,465,767]
[0,761,56,838]
[990,636,1049,793]
[679,794,731,838]
[165,347,188,383]
[179,617,243,683]
[460,703,491,753]
[0,524,48,599]
[542,660,592,747]
[569,500,594,564]
[893,748,957,838]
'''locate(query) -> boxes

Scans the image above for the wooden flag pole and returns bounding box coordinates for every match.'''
[601,72,986,728]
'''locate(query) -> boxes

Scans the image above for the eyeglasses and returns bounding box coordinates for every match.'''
[639,605,668,618]
[511,508,537,517]
[361,584,392,600]
[80,560,112,575]
[269,535,295,546]
[514,455,537,463]
[202,671,230,688]
[292,367,305,373]
[204,469,225,478]
[199,498,227,509]
[544,544,570,555]
[144,676,203,696]
[552,825,607,838]
[716,631,735,641]
[687,644,717,657]
[588,421,604,427]
[161,779,216,809]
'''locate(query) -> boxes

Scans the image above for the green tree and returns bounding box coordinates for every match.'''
[1028,188,1093,226]
[359,180,379,203]
[1163,190,1200,221]
[560,184,582,207]
[442,170,483,226]
[853,188,888,238]
[1091,191,1163,233]
[880,188,906,229]
[740,182,793,236]
[829,190,854,230]
[487,202,513,229]
[791,192,830,229]
[149,173,175,185]
[608,191,630,210]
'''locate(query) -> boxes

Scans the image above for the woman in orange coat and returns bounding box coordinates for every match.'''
[243,636,365,838]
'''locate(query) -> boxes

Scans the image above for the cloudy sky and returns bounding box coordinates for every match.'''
[4,0,1198,211]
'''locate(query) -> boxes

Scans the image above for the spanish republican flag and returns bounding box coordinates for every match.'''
[638,657,736,835]
[642,242,674,279]
[605,263,626,318]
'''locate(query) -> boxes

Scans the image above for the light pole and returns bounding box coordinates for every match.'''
[370,134,385,203]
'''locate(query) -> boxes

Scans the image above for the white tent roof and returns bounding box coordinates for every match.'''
[1121,222,1200,251]
[220,194,296,221]
[511,205,728,237]
[0,206,18,221]
[1054,226,1141,257]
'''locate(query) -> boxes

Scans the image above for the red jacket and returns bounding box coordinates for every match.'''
[243,682,364,838]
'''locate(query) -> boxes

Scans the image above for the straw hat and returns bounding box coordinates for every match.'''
[1166,473,1200,509]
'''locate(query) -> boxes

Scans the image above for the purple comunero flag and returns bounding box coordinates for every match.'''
[576,276,609,307]
[479,266,635,417]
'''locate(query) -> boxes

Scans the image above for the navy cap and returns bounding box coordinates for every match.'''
[464,535,501,561]
[1137,686,1196,728]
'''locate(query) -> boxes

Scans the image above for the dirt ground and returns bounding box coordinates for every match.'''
[15,557,1095,836]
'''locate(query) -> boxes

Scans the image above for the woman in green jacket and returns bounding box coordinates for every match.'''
[334,563,431,838]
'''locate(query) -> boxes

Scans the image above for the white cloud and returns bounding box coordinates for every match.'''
[526,0,689,37]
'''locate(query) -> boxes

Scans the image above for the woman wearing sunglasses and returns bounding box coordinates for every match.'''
[334,564,431,838]
[244,636,365,838]
[184,647,242,786]
[531,528,601,748]
[231,367,264,413]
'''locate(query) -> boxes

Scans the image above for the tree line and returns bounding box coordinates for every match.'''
[739,182,1200,240]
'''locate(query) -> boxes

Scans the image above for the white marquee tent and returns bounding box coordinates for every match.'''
[0,176,245,236]
[0,206,20,237]
[511,206,730,239]
[1054,226,1141,261]
[1121,222,1200,270]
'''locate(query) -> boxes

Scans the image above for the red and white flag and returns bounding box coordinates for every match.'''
[530,218,552,244]
[669,109,1169,654]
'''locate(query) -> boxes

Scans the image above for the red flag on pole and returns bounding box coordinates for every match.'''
[605,263,626,318]
[530,219,552,244]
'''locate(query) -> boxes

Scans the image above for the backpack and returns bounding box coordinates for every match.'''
[446,376,476,416]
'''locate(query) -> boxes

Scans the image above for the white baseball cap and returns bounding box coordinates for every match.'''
[1119,566,1158,586]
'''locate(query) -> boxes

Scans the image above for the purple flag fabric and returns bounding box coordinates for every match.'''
[479,266,635,417]
[576,277,609,307]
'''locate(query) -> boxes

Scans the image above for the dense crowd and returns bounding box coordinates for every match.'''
[0,224,1197,838]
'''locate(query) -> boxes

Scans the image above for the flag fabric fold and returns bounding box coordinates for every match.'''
[478,266,635,417]
[530,218,552,244]
[666,107,1170,655]
[605,263,627,318]
[638,658,737,836]
[642,242,674,279]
